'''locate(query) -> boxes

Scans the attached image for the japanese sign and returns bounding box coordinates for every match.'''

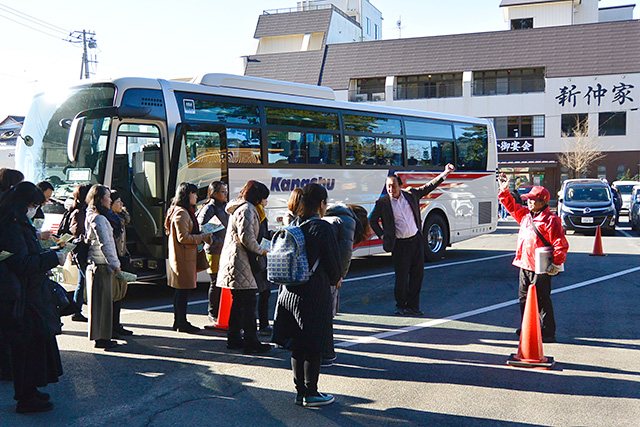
[556,82,634,108]
[497,139,534,153]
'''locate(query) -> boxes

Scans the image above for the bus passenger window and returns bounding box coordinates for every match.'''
[306,133,340,165]
[454,123,488,171]
[432,140,454,166]
[345,136,375,166]
[226,128,261,164]
[407,139,433,166]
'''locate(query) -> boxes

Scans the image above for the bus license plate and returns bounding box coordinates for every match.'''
[582,217,594,224]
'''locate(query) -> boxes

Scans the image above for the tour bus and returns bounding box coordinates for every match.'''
[16,74,498,282]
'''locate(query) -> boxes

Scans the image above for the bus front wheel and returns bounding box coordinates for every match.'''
[424,214,448,262]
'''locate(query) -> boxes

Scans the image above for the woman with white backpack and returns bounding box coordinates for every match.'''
[272,183,342,407]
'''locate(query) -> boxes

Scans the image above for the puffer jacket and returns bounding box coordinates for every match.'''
[85,206,120,273]
[216,199,263,290]
[323,203,359,278]
[499,188,569,271]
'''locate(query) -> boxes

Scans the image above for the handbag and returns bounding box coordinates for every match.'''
[196,249,210,272]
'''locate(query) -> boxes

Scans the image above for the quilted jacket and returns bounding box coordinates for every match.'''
[85,207,120,273]
[216,199,263,290]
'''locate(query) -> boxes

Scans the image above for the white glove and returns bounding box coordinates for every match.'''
[547,264,561,276]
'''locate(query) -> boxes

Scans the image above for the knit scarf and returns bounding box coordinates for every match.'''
[255,203,266,223]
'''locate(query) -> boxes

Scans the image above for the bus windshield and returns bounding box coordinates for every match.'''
[16,84,115,199]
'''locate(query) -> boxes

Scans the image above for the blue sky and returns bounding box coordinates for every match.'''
[0,0,636,119]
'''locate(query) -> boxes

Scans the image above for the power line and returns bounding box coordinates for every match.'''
[0,12,70,42]
[0,2,68,35]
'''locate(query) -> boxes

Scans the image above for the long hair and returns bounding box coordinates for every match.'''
[287,187,303,216]
[348,204,371,245]
[72,183,92,210]
[0,181,45,224]
[207,180,226,199]
[300,183,327,220]
[171,182,198,210]
[86,184,111,216]
[0,168,24,192]
[239,180,269,205]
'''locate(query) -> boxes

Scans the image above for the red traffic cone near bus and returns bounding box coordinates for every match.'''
[589,225,606,257]
[211,288,233,331]
[507,284,555,369]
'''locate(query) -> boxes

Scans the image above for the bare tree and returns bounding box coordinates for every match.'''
[557,119,605,179]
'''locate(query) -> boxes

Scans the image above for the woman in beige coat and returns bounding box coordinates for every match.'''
[217,180,270,354]
[165,182,212,333]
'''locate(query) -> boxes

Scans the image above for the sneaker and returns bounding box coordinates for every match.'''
[16,398,53,414]
[303,392,335,407]
[258,326,273,336]
[295,395,304,406]
[404,308,424,316]
[394,308,405,315]
[95,339,118,349]
[243,342,271,354]
[542,335,556,343]
[72,313,88,322]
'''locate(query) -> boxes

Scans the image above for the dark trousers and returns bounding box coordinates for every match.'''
[9,340,37,401]
[0,338,11,380]
[258,288,270,329]
[228,289,259,347]
[112,300,122,331]
[291,342,322,397]
[519,269,556,338]
[73,268,86,314]
[173,289,190,326]
[207,274,221,321]
[391,234,425,310]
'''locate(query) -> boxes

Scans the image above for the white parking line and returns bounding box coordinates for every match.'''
[336,265,640,348]
[123,253,514,314]
[619,229,633,238]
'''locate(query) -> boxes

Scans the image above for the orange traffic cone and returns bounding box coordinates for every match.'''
[589,225,606,257]
[507,284,555,369]
[211,288,233,331]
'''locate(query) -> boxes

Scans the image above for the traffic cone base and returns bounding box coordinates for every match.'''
[589,225,606,257]
[506,284,555,370]
[506,354,555,370]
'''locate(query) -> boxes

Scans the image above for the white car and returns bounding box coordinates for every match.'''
[612,180,640,213]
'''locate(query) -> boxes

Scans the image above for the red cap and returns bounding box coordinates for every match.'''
[521,186,550,202]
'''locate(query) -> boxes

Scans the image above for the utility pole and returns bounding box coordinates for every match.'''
[67,30,97,79]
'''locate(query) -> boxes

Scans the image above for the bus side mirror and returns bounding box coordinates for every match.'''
[67,116,86,162]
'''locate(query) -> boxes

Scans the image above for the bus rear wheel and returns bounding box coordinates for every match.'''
[424,214,448,262]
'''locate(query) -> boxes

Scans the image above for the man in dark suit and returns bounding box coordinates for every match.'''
[370,164,455,315]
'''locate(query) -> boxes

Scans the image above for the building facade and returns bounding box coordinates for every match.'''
[245,0,639,196]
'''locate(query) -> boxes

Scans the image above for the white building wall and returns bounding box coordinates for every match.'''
[326,10,363,43]
[599,6,636,22]
[505,2,574,28]
[573,0,599,24]
[360,0,383,40]
[257,34,325,54]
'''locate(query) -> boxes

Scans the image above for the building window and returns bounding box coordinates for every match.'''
[597,166,606,180]
[599,112,626,136]
[366,17,371,35]
[374,24,379,39]
[349,77,386,102]
[511,18,533,30]
[617,165,626,179]
[473,68,545,96]
[561,114,588,136]
[492,115,544,138]
[396,73,463,100]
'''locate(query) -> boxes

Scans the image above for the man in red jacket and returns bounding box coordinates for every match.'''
[498,174,569,343]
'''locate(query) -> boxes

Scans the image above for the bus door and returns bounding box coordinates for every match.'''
[169,123,228,203]
[111,120,167,269]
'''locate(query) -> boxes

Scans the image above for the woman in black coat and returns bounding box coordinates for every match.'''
[0,182,65,414]
[272,183,342,407]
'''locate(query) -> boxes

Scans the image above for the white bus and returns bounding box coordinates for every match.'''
[16,74,497,282]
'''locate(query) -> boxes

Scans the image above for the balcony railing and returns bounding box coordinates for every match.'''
[348,90,386,102]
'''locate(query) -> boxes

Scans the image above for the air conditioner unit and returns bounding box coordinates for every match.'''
[352,94,368,102]
[371,92,385,101]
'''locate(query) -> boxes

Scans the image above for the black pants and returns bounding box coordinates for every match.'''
[291,342,322,397]
[257,288,270,329]
[173,289,190,326]
[0,338,11,380]
[391,234,424,310]
[519,269,556,338]
[228,289,259,347]
[208,274,221,321]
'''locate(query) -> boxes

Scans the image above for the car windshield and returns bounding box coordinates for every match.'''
[565,185,611,202]
[517,186,532,195]
[616,185,637,195]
